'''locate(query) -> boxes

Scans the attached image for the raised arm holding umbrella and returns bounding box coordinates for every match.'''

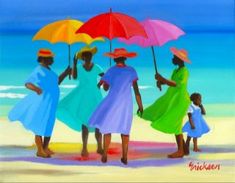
[32,18,103,79]
[119,19,185,90]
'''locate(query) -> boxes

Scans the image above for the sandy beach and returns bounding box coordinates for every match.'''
[0,116,235,182]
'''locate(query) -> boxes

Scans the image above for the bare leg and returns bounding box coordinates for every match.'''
[121,134,129,165]
[186,136,191,149]
[193,138,201,152]
[95,128,103,155]
[184,136,191,155]
[168,134,184,158]
[43,136,54,155]
[35,135,50,158]
[81,125,89,157]
[101,133,111,163]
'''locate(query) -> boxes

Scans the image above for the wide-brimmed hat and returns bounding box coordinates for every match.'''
[37,48,54,57]
[105,48,137,58]
[75,46,97,60]
[170,47,191,63]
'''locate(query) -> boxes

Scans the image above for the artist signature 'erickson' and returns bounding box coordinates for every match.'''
[188,161,221,171]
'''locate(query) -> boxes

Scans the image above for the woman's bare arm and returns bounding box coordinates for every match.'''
[133,81,143,116]
[25,83,42,95]
[155,73,176,87]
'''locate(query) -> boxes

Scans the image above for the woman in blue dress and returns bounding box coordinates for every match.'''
[57,46,104,157]
[89,48,143,165]
[8,48,71,158]
[182,93,210,152]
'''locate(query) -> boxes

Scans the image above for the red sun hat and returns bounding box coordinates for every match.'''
[37,48,54,57]
[105,48,137,58]
[170,47,191,63]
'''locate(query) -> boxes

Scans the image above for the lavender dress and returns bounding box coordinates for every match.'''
[88,65,138,135]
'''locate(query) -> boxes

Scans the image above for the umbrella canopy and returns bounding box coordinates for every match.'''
[119,19,185,73]
[33,19,103,67]
[33,19,103,45]
[76,9,147,66]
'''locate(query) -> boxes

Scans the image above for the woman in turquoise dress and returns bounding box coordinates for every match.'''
[57,46,104,157]
[8,48,71,158]
[141,47,191,158]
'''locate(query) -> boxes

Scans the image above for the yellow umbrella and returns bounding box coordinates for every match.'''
[32,19,103,68]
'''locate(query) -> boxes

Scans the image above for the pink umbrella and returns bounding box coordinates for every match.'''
[119,19,185,74]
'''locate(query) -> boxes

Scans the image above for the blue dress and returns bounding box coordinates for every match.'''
[8,66,60,136]
[88,65,138,135]
[56,64,103,132]
[182,103,210,138]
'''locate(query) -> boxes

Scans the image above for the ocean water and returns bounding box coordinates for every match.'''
[0,32,235,117]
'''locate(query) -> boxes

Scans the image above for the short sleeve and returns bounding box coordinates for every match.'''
[177,68,189,85]
[25,67,42,85]
[187,105,194,113]
[100,67,114,85]
[129,67,138,83]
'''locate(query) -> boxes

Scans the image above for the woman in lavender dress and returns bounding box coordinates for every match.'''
[89,48,143,165]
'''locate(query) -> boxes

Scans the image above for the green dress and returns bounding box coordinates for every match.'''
[141,67,190,135]
[56,64,103,132]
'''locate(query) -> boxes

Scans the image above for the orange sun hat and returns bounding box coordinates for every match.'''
[37,48,54,57]
[170,47,191,63]
[104,48,137,59]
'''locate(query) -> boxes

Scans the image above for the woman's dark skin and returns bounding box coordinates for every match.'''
[25,57,71,157]
[72,51,104,157]
[100,57,143,165]
[154,55,189,158]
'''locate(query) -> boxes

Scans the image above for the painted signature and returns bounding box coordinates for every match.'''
[188,161,221,171]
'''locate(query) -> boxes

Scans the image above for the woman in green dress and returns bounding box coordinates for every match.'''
[141,47,191,158]
[57,46,104,157]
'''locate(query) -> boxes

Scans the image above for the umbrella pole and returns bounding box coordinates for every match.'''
[68,44,71,80]
[151,46,158,74]
[109,40,112,67]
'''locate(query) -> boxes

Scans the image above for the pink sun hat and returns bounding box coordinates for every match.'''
[170,47,191,63]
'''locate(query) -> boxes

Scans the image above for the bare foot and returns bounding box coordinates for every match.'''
[121,157,128,165]
[36,150,50,158]
[101,155,107,163]
[44,148,54,155]
[96,148,104,155]
[193,148,201,152]
[168,151,184,158]
[81,149,89,157]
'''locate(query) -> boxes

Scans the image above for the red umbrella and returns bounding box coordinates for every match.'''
[76,8,147,66]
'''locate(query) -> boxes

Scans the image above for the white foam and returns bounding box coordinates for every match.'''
[0,93,26,99]
[139,85,154,90]
[0,85,25,91]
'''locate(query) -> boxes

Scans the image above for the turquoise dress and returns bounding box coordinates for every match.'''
[8,66,60,136]
[57,64,103,131]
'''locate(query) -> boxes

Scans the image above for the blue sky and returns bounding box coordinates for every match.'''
[0,0,234,33]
